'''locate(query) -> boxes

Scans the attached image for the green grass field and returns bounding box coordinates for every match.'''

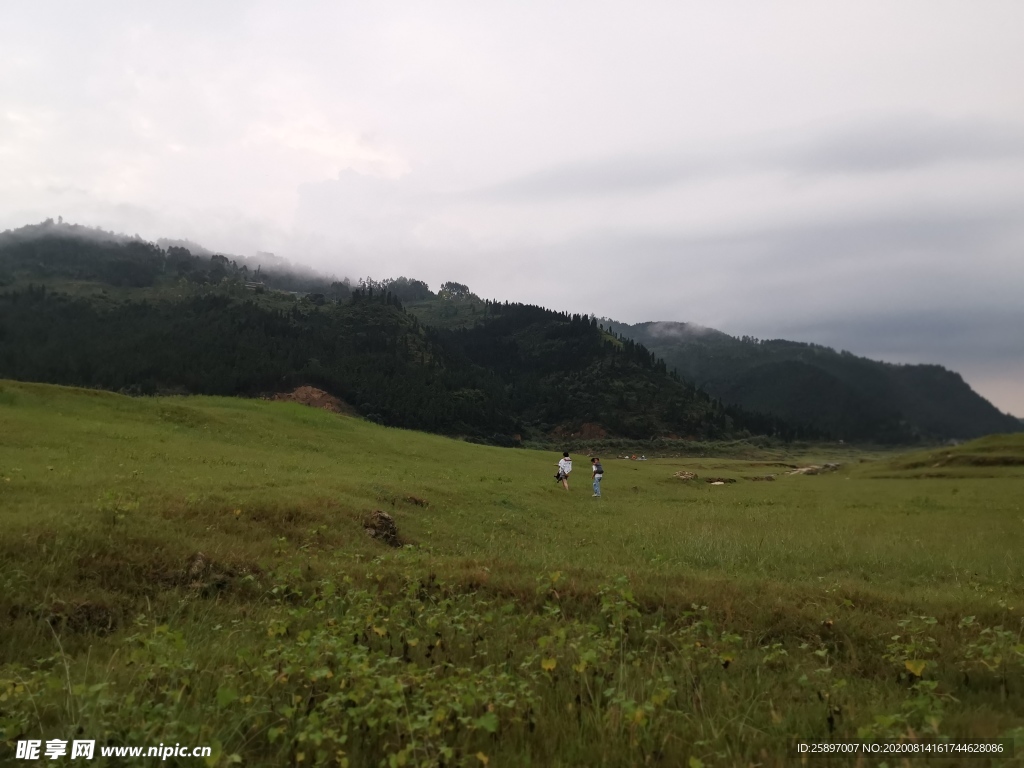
[2,380,1022,766]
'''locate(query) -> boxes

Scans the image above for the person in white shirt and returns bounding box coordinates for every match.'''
[555,452,572,491]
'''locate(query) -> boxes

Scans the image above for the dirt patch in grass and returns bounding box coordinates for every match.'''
[243,503,316,533]
[74,541,183,595]
[67,538,264,599]
[549,422,608,440]
[45,599,122,635]
[7,596,127,637]
[269,386,356,415]
[6,549,265,639]
[154,499,366,558]
[182,551,263,596]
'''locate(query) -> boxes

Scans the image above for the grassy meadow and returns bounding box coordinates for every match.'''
[1,379,1023,766]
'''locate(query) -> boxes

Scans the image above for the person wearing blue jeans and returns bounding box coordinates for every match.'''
[591,457,604,497]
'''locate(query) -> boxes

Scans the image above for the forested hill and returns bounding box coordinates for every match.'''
[606,320,1021,442]
[7,221,1010,444]
[0,223,779,442]
[413,299,804,441]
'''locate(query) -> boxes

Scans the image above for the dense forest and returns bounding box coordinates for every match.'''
[3,220,1014,444]
[607,320,1021,442]
[0,222,796,442]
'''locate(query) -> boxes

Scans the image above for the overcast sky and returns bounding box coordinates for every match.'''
[2,1,1023,414]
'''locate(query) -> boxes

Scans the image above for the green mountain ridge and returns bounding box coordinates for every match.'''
[2,219,1014,444]
[607,320,1020,442]
[0,222,768,443]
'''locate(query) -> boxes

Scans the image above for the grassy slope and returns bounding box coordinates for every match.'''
[2,381,1023,766]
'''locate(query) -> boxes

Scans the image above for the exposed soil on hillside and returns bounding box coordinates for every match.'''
[550,422,609,440]
[269,386,356,415]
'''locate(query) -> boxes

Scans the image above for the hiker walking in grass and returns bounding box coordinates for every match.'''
[591,457,604,497]
[555,451,572,491]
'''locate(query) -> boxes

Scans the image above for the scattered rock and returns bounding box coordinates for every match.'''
[704,477,737,484]
[673,471,698,481]
[787,463,841,476]
[181,551,244,595]
[185,551,210,580]
[365,510,401,547]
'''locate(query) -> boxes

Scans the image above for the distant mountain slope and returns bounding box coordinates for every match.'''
[412,299,776,440]
[0,224,763,442]
[0,287,522,435]
[9,220,1009,444]
[608,320,1020,442]
[0,219,349,296]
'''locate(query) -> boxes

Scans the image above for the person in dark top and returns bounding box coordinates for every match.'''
[591,457,604,497]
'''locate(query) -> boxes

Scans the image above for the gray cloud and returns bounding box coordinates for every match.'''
[784,116,1024,175]
[2,1,1023,413]
[665,217,1015,324]
[477,115,1024,201]
[474,152,726,200]
[481,207,1024,412]
[773,308,1024,365]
